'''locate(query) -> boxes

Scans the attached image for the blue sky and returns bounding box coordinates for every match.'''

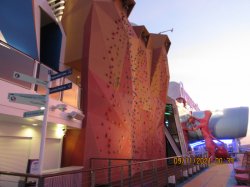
[129,0,250,111]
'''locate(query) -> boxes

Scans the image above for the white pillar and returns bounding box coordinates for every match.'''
[38,70,51,174]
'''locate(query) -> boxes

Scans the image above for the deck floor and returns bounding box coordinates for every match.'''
[178,163,238,187]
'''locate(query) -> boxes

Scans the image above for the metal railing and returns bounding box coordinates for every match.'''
[87,153,209,187]
[90,158,148,186]
[0,40,81,109]
[0,153,209,187]
[0,167,83,187]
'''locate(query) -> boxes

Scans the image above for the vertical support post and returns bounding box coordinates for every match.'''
[140,162,144,186]
[91,170,96,187]
[108,159,112,186]
[38,70,51,174]
[128,160,132,187]
[165,160,169,187]
[152,161,154,185]
[180,157,184,180]
[38,177,44,187]
[188,156,193,175]
[152,161,157,186]
[180,157,183,180]
[120,166,124,187]
[235,139,239,154]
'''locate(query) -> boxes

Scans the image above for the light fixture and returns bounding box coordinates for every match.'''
[57,123,64,127]
[56,124,66,138]
[67,111,85,121]
[50,104,67,112]
[76,75,81,86]
[40,107,45,110]
[24,128,34,137]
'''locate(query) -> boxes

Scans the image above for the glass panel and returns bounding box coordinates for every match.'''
[0,42,35,89]
[62,78,80,108]
[37,64,61,100]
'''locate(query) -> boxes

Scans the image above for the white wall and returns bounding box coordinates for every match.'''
[0,121,63,169]
[0,121,63,186]
[0,137,31,187]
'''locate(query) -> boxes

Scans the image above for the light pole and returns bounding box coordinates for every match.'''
[158,28,174,34]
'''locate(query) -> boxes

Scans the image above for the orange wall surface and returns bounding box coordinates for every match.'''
[62,0,171,170]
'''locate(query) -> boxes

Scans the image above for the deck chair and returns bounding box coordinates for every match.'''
[235,152,250,185]
[235,152,250,174]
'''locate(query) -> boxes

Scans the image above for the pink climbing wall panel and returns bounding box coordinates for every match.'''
[62,0,171,173]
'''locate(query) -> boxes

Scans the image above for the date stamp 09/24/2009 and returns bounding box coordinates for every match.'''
[173,157,234,165]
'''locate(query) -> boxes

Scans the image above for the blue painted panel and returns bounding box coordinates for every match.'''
[0,0,38,59]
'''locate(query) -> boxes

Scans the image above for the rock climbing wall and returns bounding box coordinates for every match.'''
[62,0,171,172]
